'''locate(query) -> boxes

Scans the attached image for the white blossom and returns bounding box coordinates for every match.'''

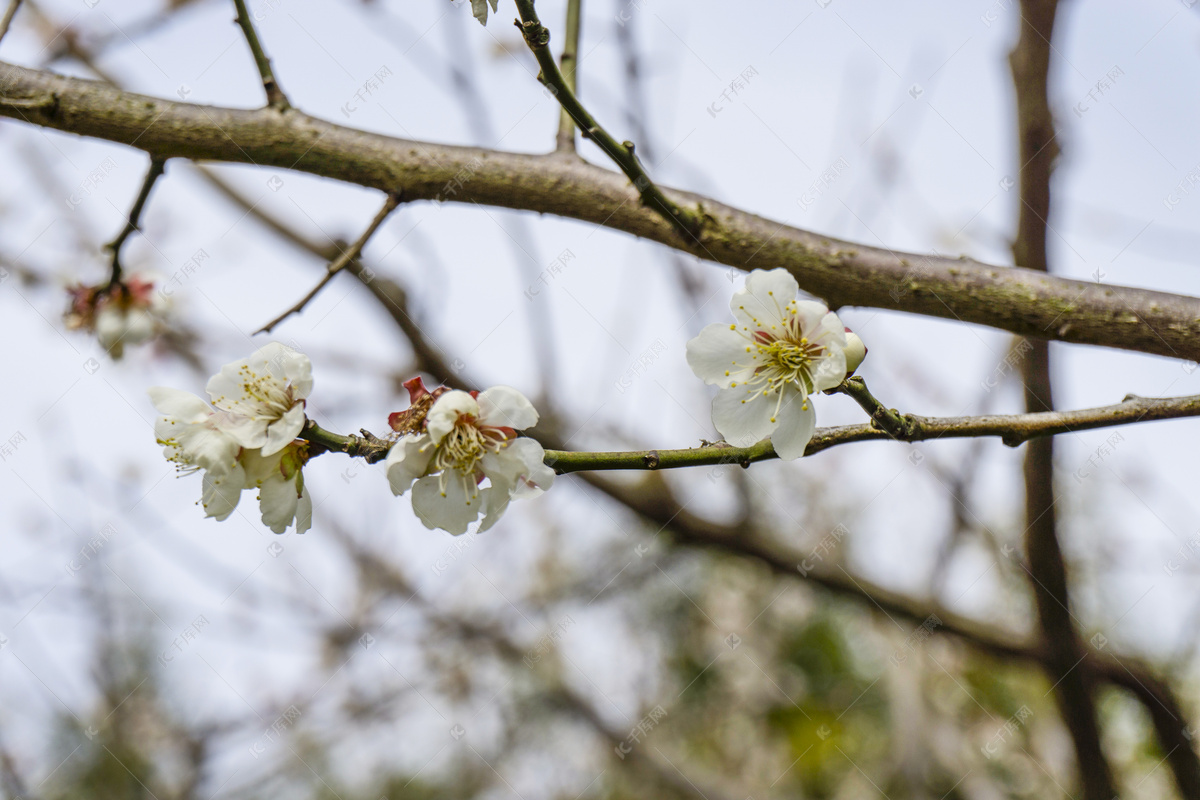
[66,273,169,359]
[386,386,555,535]
[686,268,852,459]
[149,386,246,521]
[206,342,312,456]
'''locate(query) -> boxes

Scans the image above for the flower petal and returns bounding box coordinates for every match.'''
[771,393,817,460]
[426,391,479,444]
[686,324,760,389]
[258,473,300,534]
[477,386,538,430]
[295,487,313,535]
[807,311,849,391]
[711,385,780,448]
[210,411,269,450]
[262,404,306,456]
[149,387,210,423]
[411,472,482,535]
[202,462,245,521]
[386,434,435,496]
[482,438,554,500]
[730,268,799,331]
[175,424,241,476]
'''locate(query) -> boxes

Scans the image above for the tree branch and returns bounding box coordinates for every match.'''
[231,0,289,110]
[555,0,582,153]
[543,391,1200,472]
[103,155,166,289]
[254,191,401,333]
[0,0,21,45]
[512,0,700,239]
[1010,3,1117,796]
[2,59,1200,360]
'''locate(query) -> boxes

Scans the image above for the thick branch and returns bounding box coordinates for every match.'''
[255,191,401,333]
[231,0,289,110]
[543,391,1200,472]
[2,59,1199,360]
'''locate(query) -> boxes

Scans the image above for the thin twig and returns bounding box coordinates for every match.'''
[512,0,700,240]
[255,192,402,334]
[297,389,1200,471]
[541,390,1200,472]
[104,156,166,289]
[829,376,918,439]
[554,0,581,153]
[0,0,22,45]
[231,0,289,110]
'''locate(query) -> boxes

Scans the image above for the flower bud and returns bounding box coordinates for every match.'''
[844,328,867,376]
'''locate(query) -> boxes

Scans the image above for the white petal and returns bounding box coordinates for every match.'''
[258,473,300,534]
[149,387,210,424]
[427,391,479,444]
[771,394,817,460]
[481,438,554,500]
[686,324,760,388]
[808,312,849,391]
[386,434,435,496]
[411,472,482,535]
[711,385,779,448]
[477,386,538,430]
[210,411,269,450]
[793,300,833,332]
[730,268,798,331]
[176,425,241,475]
[241,448,289,489]
[202,462,245,521]
[478,485,509,533]
[262,404,306,456]
[248,342,312,397]
[295,487,312,535]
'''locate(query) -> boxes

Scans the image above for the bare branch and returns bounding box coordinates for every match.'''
[254,192,401,334]
[542,390,1200,473]
[104,155,166,288]
[512,0,700,239]
[3,60,1200,360]
[0,0,21,45]
[231,0,289,110]
[555,0,582,153]
[1010,2,1116,796]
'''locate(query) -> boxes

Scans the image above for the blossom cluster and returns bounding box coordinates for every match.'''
[66,273,169,358]
[147,268,863,536]
[150,346,554,536]
[150,342,314,534]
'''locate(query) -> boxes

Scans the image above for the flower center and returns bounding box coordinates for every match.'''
[238,366,295,415]
[433,417,513,477]
[755,334,823,396]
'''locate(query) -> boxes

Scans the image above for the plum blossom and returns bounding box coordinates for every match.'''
[149,344,314,534]
[686,268,857,459]
[65,273,168,358]
[386,385,555,535]
[206,342,312,456]
[240,443,312,535]
[149,387,245,520]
